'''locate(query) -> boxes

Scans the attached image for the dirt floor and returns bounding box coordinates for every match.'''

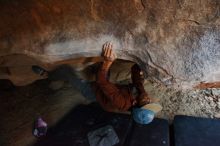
[143,81,220,121]
[1,78,220,146]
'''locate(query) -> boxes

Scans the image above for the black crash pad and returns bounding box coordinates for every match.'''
[174,115,220,146]
[34,103,169,146]
[126,119,169,146]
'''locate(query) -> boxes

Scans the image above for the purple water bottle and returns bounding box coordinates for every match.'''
[33,117,48,137]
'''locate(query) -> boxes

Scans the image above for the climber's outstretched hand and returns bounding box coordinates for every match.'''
[102,42,117,62]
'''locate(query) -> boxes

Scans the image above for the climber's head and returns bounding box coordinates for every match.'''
[131,64,145,85]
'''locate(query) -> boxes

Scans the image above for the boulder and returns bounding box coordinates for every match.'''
[0,0,219,88]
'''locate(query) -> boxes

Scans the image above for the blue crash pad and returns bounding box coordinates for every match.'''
[174,115,220,146]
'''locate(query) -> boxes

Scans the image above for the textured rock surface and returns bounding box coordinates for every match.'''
[0,0,220,88]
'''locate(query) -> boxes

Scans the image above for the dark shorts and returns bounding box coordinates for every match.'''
[49,65,96,101]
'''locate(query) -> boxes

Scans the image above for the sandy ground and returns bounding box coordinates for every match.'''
[143,81,220,122]
[1,78,220,146]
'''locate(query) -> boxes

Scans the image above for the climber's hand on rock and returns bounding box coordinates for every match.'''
[102,42,117,62]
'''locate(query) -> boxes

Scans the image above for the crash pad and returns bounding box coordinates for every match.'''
[174,115,220,146]
[126,118,169,146]
[34,104,132,146]
[34,103,169,146]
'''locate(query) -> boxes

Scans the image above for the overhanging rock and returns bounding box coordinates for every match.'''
[0,0,219,88]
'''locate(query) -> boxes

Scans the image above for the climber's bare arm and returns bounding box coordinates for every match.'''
[97,42,117,82]
[102,42,117,69]
[97,42,128,110]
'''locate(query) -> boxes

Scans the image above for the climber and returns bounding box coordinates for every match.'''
[92,42,162,124]
[32,42,162,125]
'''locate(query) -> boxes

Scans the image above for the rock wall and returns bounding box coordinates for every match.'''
[0,0,219,88]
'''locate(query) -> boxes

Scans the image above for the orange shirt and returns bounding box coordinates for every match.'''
[93,60,135,112]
